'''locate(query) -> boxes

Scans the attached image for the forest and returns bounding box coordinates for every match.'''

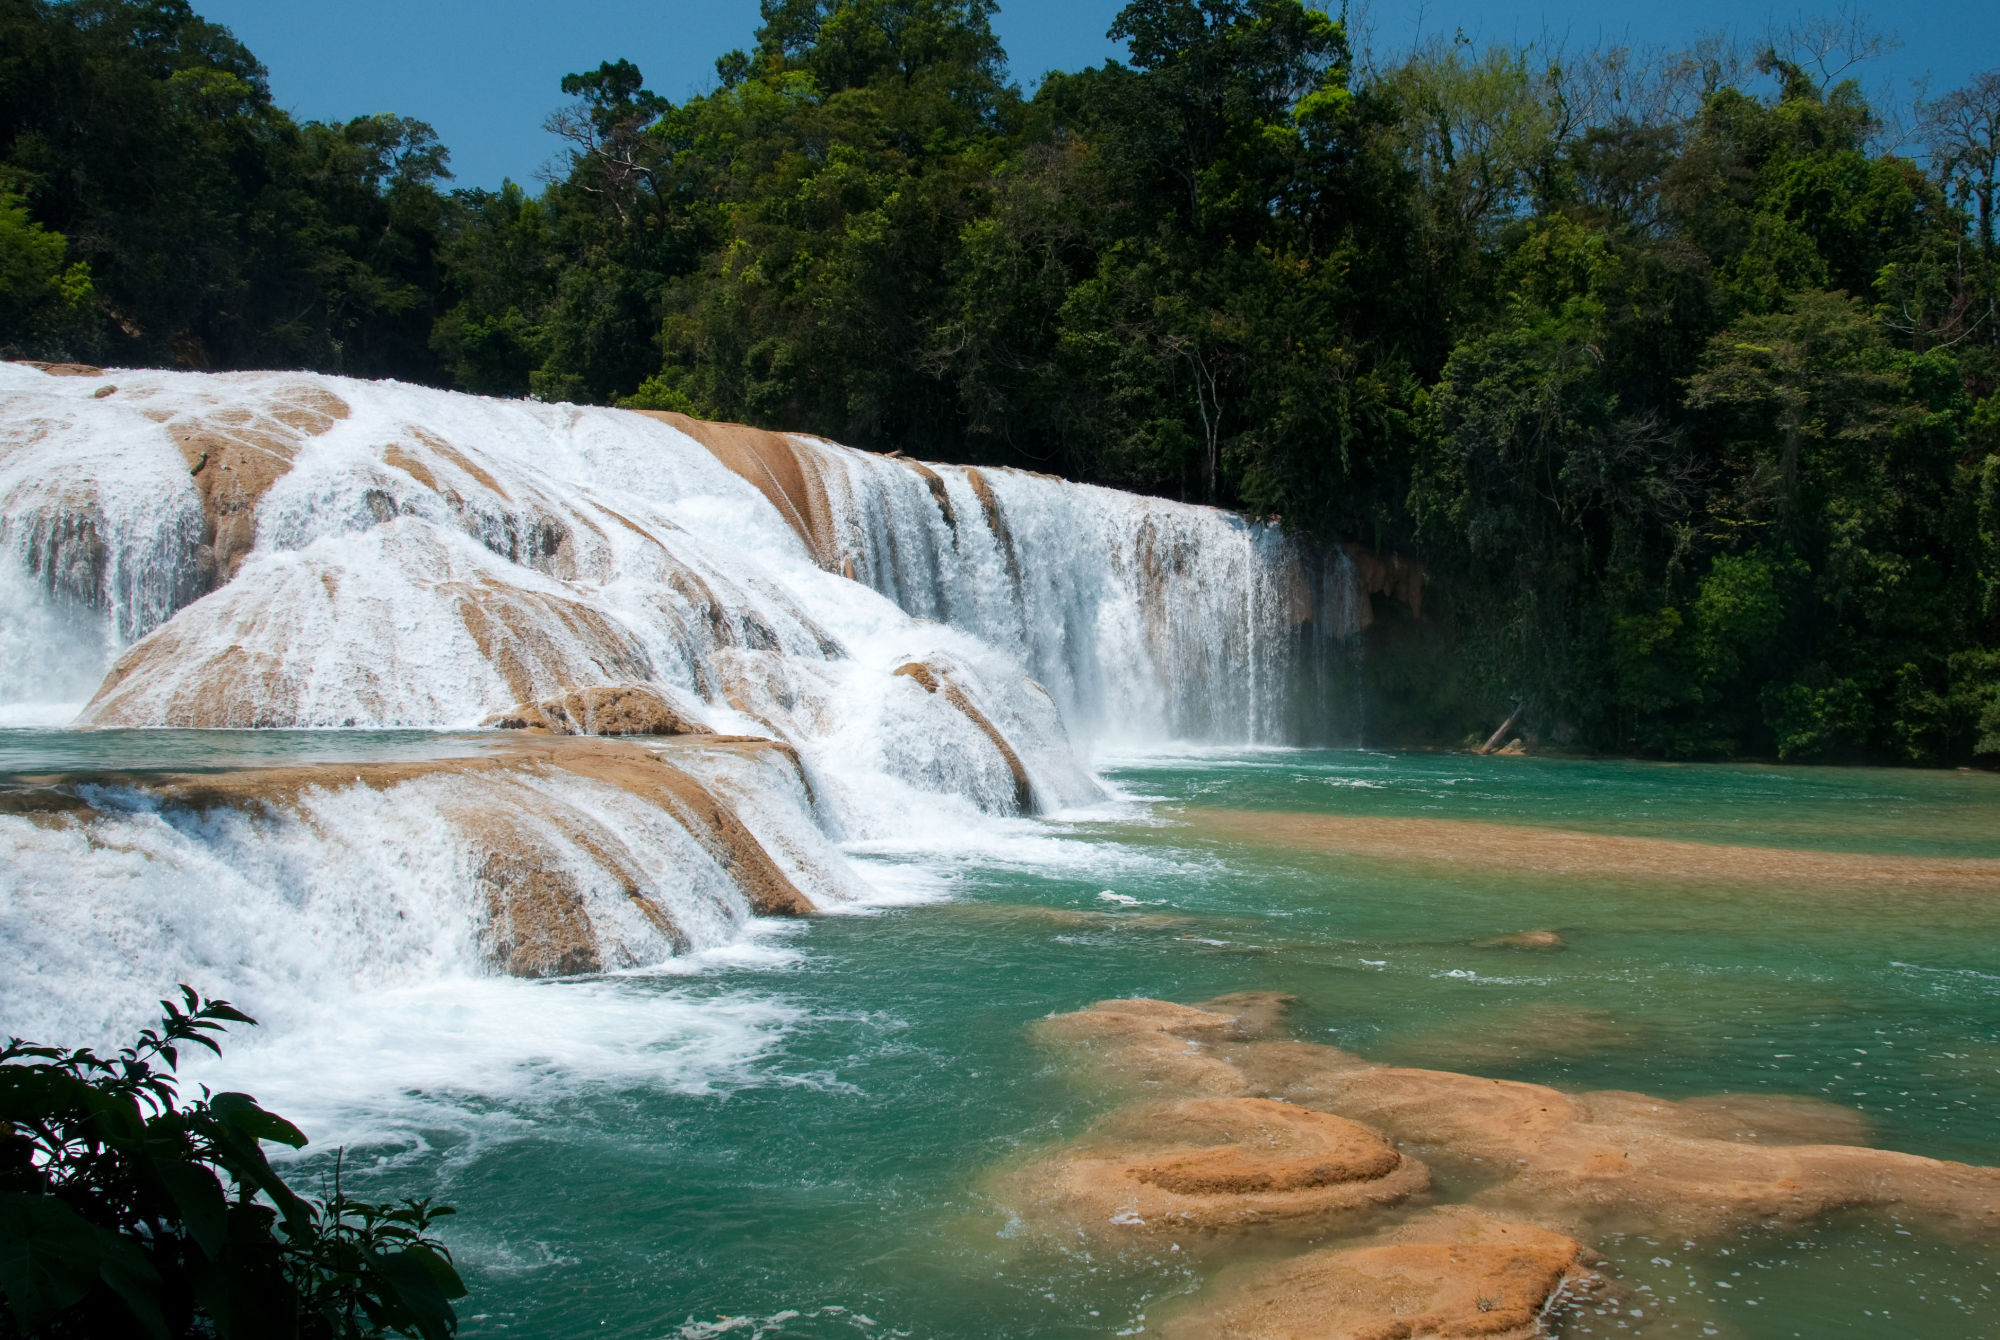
[3,0,1998,764]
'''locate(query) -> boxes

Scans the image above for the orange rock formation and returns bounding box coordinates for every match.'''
[1158,1206,1599,1340]
[1042,995,2000,1241]
[482,683,713,737]
[894,659,1036,813]
[167,381,350,586]
[1001,1095,1427,1241]
[637,411,845,570]
[0,735,815,976]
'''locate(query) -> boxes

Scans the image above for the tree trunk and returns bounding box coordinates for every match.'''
[1477,702,1526,755]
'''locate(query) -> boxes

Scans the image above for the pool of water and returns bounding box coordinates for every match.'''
[163,750,2000,1337]
[0,726,499,775]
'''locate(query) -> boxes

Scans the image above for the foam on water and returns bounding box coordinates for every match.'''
[178,970,815,1160]
[0,746,847,1047]
[0,366,1363,1102]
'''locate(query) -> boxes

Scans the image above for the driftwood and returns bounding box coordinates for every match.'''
[1476,702,1525,755]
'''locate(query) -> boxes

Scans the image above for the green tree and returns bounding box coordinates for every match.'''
[0,186,93,354]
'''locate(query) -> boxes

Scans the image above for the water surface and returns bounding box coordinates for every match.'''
[161,749,2000,1337]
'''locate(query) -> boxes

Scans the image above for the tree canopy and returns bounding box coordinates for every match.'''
[3,0,1998,763]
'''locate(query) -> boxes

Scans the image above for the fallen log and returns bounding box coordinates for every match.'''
[1476,701,1525,755]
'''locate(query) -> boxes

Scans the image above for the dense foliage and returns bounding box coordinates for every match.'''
[3,0,1998,762]
[0,989,463,1338]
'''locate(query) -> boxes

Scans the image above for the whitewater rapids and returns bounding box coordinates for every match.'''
[0,363,1364,1043]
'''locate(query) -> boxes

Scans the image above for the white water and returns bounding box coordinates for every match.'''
[0,365,1362,1060]
[795,449,1364,746]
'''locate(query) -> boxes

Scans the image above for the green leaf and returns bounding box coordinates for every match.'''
[0,1193,100,1329]
[154,1157,231,1258]
[371,1245,463,1340]
[209,1092,308,1149]
[399,1241,467,1299]
[90,1227,167,1340]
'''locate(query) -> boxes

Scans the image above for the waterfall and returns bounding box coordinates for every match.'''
[631,410,1369,748]
[0,362,1365,1041]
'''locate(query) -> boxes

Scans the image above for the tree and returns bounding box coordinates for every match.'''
[0,187,93,355]
[1920,69,2000,259]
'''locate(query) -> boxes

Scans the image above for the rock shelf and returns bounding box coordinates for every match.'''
[1000,1096,1427,1242]
[1007,992,2000,1336]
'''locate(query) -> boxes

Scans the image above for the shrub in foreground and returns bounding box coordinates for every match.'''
[0,989,463,1338]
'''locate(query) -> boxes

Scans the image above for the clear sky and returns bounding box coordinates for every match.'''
[191,0,2000,190]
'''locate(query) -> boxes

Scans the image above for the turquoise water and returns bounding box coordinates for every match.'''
[206,751,2000,1338]
[0,727,497,774]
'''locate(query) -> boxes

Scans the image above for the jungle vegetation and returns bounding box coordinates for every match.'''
[3,0,1999,762]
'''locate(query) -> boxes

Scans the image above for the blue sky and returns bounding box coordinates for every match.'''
[192,0,2000,190]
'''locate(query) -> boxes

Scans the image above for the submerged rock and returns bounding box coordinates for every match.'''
[1157,1206,1596,1340]
[1183,809,2000,893]
[1397,1004,1642,1069]
[1480,929,1564,950]
[1043,995,2000,1241]
[1000,1096,1426,1242]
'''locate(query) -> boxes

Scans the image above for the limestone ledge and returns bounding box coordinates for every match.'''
[999,992,2000,1337]
[0,733,819,977]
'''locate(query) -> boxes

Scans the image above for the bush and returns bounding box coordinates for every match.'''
[0,989,464,1339]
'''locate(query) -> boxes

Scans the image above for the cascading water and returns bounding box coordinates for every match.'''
[756,438,1368,746]
[0,362,1365,1048]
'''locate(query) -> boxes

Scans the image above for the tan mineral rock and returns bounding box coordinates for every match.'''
[1182,808,2000,894]
[1343,543,1426,621]
[482,683,713,738]
[965,467,1022,585]
[1,735,817,975]
[10,360,104,377]
[167,380,351,585]
[894,659,1035,813]
[1157,1206,1597,1340]
[636,410,844,570]
[1044,996,2000,1240]
[898,456,957,530]
[1001,1095,1426,1242]
[1478,930,1564,950]
[1394,1004,1641,1069]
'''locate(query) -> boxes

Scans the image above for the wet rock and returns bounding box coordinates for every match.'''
[898,456,957,530]
[10,360,103,377]
[15,735,820,974]
[894,659,1036,814]
[166,380,351,586]
[1183,809,2000,894]
[1037,996,1261,1094]
[1045,996,2000,1241]
[1001,1096,1427,1242]
[1343,543,1426,621]
[482,684,714,737]
[1488,936,1560,956]
[636,410,842,570]
[1398,1004,1641,1068]
[965,467,1021,586]
[1157,1206,1596,1340]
